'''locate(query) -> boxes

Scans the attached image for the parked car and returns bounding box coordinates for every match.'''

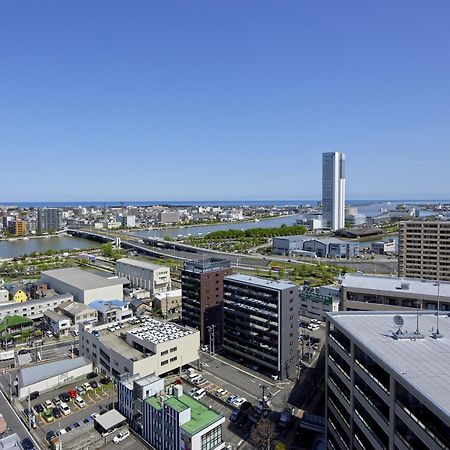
[60,403,71,416]
[21,437,35,450]
[27,391,39,401]
[82,382,92,391]
[43,400,53,410]
[52,407,62,419]
[193,388,206,400]
[59,392,70,403]
[75,396,86,408]
[232,397,246,408]
[99,377,111,385]
[23,408,33,418]
[102,428,117,438]
[214,388,227,398]
[192,376,205,385]
[46,431,56,444]
[42,410,54,423]
[53,396,61,407]
[68,390,77,399]
[33,404,44,414]
[86,372,97,379]
[226,395,238,405]
[113,431,130,444]
[189,388,198,396]
[76,386,85,396]
[89,381,99,389]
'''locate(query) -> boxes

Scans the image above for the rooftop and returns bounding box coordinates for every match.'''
[146,394,223,436]
[328,311,450,420]
[89,300,129,313]
[43,309,69,322]
[58,300,95,316]
[183,258,231,273]
[42,268,124,290]
[225,274,297,291]
[94,409,126,431]
[127,317,194,344]
[20,357,91,387]
[342,273,450,299]
[117,258,167,271]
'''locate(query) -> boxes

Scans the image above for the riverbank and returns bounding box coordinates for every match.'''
[0,233,68,242]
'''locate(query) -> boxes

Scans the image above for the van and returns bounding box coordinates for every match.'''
[193,388,206,400]
[186,368,198,379]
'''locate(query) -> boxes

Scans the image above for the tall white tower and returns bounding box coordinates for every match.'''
[322,152,346,231]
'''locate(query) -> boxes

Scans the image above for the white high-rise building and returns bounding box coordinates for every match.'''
[322,152,346,231]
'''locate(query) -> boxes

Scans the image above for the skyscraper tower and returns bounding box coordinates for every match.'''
[322,152,345,231]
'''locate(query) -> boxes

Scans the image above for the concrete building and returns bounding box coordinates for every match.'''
[344,207,366,227]
[56,300,97,324]
[223,274,299,380]
[143,385,225,450]
[153,289,182,318]
[158,210,181,224]
[0,290,8,303]
[340,273,450,312]
[116,258,171,294]
[79,317,199,379]
[398,220,450,281]
[371,239,397,255]
[43,310,71,335]
[41,268,124,304]
[299,285,340,321]
[182,258,232,352]
[37,208,62,233]
[0,293,73,321]
[272,235,309,255]
[116,214,136,228]
[325,311,450,450]
[89,300,133,323]
[303,239,359,259]
[17,357,92,399]
[7,220,27,236]
[118,374,164,424]
[0,434,23,450]
[322,152,346,231]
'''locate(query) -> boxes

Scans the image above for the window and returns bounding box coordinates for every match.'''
[170,347,177,353]
[161,350,168,356]
[201,424,222,450]
[170,356,177,362]
[161,360,169,366]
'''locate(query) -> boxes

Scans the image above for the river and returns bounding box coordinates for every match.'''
[0,236,101,259]
[131,214,305,239]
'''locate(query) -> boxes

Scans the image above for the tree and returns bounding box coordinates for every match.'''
[250,418,277,450]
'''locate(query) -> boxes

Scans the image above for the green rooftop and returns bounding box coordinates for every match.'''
[0,315,33,333]
[145,394,223,436]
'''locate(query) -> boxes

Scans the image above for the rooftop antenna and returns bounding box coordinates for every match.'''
[393,315,404,337]
[432,281,443,339]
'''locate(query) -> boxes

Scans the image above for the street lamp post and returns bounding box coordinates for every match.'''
[433,281,443,339]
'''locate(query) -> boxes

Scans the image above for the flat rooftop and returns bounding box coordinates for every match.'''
[146,394,223,435]
[328,311,450,419]
[42,268,124,290]
[117,258,166,271]
[127,317,194,344]
[342,273,450,299]
[225,273,297,291]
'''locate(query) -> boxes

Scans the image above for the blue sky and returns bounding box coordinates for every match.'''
[1,1,449,201]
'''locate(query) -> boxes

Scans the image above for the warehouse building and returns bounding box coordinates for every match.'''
[79,317,199,379]
[325,311,450,450]
[116,258,171,293]
[41,268,124,304]
[17,357,92,399]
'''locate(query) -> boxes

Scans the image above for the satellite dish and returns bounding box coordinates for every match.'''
[393,315,404,328]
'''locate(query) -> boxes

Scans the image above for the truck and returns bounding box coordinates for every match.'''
[0,350,14,362]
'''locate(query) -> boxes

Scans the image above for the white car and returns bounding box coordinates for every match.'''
[193,388,206,400]
[189,388,198,396]
[74,396,86,408]
[310,319,321,324]
[82,382,92,391]
[192,376,205,385]
[308,324,320,332]
[232,397,246,408]
[113,430,130,444]
[60,402,71,416]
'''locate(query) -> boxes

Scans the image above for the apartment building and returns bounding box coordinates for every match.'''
[79,317,199,379]
[340,273,450,312]
[398,220,450,281]
[116,258,171,293]
[8,220,27,236]
[37,208,62,233]
[325,311,450,450]
[181,258,232,351]
[223,274,299,380]
[300,285,340,321]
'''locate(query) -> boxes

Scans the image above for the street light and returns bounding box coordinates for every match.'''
[432,281,443,339]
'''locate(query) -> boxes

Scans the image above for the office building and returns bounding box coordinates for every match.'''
[116,258,171,293]
[8,220,27,236]
[223,274,299,380]
[322,152,346,231]
[371,239,397,255]
[159,210,181,224]
[398,220,450,281]
[79,317,199,379]
[37,208,62,233]
[272,235,310,255]
[341,273,450,312]
[144,385,225,450]
[153,289,182,318]
[325,311,450,450]
[41,268,124,304]
[116,214,136,228]
[182,258,232,352]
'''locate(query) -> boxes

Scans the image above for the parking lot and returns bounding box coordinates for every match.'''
[18,375,117,448]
